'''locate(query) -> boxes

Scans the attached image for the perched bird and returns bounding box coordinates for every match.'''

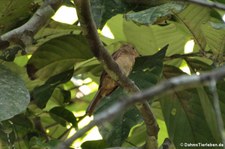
[86,44,139,116]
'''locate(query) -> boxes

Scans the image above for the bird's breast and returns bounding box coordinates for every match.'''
[115,55,135,76]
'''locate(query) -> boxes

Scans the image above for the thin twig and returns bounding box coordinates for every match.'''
[56,66,225,149]
[57,126,73,140]
[164,52,202,61]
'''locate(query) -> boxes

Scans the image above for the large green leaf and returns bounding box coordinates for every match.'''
[175,4,211,50]
[33,20,81,50]
[124,20,187,56]
[0,0,34,34]
[125,2,184,25]
[160,65,222,148]
[27,34,93,81]
[187,58,223,142]
[100,15,127,45]
[94,46,167,146]
[124,3,221,65]
[0,65,30,121]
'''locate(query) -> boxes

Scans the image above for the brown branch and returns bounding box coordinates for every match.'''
[188,0,225,10]
[56,66,225,149]
[74,0,159,148]
[0,0,63,49]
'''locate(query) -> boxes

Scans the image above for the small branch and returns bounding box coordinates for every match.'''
[188,0,225,10]
[57,126,73,140]
[0,0,63,49]
[164,52,202,61]
[56,66,225,149]
[74,0,158,148]
[33,117,49,141]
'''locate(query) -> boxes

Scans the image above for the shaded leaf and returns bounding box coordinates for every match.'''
[185,58,213,72]
[90,0,130,28]
[81,140,109,149]
[186,57,222,142]
[123,119,168,147]
[161,65,221,148]
[49,106,77,128]
[0,65,30,121]
[32,69,74,108]
[29,137,60,149]
[27,34,93,80]
[0,0,34,34]
[10,114,33,129]
[0,45,23,62]
[125,2,185,25]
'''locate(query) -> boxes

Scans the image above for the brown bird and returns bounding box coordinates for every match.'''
[86,44,139,116]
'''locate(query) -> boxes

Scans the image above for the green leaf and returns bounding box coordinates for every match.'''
[29,137,60,149]
[0,0,33,34]
[176,4,211,50]
[34,20,81,48]
[81,140,109,149]
[27,34,93,81]
[49,106,77,128]
[123,119,168,147]
[94,46,167,146]
[90,0,130,28]
[90,0,173,28]
[186,57,222,142]
[123,18,188,58]
[74,58,102,76]
[0,45,23,62]
[196,87,221,141]
[125,2,185,25]
[201,23,225,64]
[131,45,168,89]
[10,114,33,129]
[160,65,221,148]
[0,65,30,121]
[32,69,74,108]
[185,58,213,72]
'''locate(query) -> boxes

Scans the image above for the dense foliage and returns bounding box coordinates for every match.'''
[0,0,225,149]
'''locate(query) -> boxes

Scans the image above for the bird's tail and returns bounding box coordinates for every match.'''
[86,89,103,116]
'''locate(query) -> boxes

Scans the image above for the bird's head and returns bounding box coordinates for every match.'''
[119,43,139,58]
